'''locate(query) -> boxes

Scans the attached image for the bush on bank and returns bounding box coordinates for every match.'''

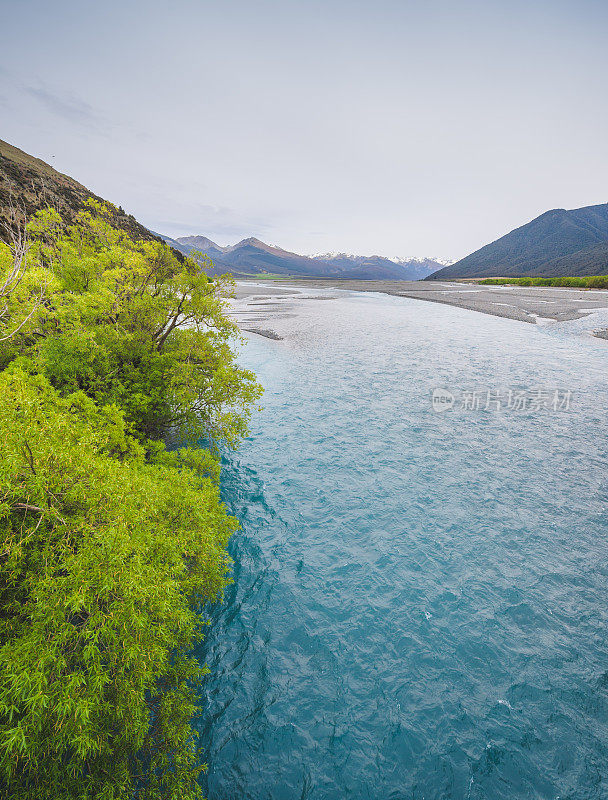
[0,202,262,799]
[479,275,608,288]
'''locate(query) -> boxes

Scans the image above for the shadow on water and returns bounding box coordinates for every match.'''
[193,452,283,798]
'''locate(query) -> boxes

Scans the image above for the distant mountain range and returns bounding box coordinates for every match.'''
[428,203,608,280]
[160,234,449,280]
[7,138,607,283]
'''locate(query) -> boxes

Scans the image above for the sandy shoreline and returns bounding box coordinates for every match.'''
[275,279,608,323]
[229,279,608,340]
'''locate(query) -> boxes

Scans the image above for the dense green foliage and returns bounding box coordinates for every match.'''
[0,202,262,799]
[478,275,608,288]
[0,203,260,444]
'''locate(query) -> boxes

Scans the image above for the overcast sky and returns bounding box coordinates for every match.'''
[1,0,607,260]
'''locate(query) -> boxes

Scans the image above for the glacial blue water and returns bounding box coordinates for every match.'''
[195,291,608,800]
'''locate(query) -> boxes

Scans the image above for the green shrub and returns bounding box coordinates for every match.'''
[0,367,237,799]
[0,201,262,446]
[0,203,263,798]
[478,275,608,289]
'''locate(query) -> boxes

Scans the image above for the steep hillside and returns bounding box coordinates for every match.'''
[0,139,161,245]
[428,203,608,279]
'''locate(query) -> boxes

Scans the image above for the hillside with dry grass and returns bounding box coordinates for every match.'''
[0,139,160,245]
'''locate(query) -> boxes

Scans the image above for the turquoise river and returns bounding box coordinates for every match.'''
[194,289,608,800]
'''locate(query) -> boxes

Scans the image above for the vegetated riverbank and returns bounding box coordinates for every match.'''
[0,202,261,800]
[479,275,608,288]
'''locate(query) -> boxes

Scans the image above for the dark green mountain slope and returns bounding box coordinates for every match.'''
[428,203,608,279]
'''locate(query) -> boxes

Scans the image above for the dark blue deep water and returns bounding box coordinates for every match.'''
[195,291,608,800]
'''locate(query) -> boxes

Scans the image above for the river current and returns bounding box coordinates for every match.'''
[195,290,608,800]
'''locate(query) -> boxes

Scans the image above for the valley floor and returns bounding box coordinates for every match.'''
[230,279,608,339]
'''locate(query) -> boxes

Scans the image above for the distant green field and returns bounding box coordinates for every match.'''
[479,276,608,289]
[253,272,292,280]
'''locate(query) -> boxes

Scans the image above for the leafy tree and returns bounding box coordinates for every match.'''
[0,367,236,799]
[0,204,263,798]
[0,200,262,445]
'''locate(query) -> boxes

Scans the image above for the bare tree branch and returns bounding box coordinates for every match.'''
[0,194,47,340]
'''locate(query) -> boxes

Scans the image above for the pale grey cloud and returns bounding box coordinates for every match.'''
[24,85,103,129]
[155,204,276,243]
[1,0,607,260]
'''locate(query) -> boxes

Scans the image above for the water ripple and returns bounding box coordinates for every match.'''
[194,294,608,799]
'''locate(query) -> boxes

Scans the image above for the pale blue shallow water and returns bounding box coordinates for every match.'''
[195,292,608,800]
